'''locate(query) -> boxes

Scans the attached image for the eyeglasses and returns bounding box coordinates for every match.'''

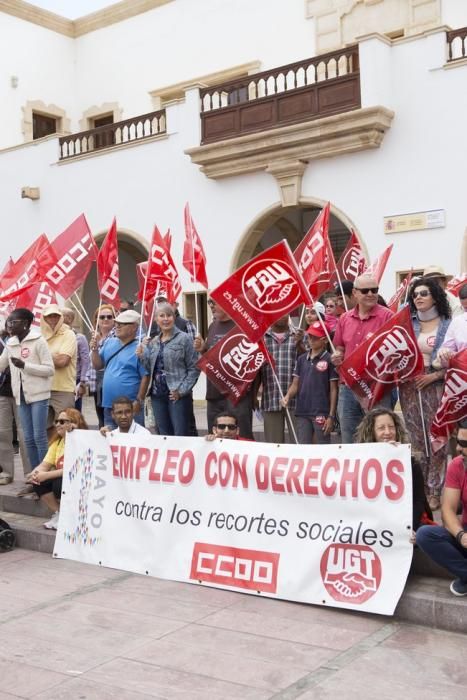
[355,287,379,295]
[99,314,114,320]
[456,438,467,448]
[215,423,237,431]
[413,290,431,299]
[55,418,71,425]
[6,319,23,325]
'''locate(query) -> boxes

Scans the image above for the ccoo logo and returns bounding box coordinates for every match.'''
[242,258,300,313]
[365,326,418,384]
[320,543,382,604]
[220,334,264,381]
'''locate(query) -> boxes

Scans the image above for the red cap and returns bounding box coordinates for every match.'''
[306,321,329,338]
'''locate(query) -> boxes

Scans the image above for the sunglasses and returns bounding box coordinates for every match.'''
[99,314,114,320]
[215,423,237,431]
[457,438,467,448]
[413,290,431,299]
[355,287,379,295]
[55,418,71,425]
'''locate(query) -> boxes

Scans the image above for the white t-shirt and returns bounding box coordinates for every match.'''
[108,421,151,437]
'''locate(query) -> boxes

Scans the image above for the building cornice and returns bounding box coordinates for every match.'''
[0,0,174,37]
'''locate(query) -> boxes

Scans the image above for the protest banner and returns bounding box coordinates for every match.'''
[54,432,413,616]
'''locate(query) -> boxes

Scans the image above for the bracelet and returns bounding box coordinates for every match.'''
[455,530,466,545]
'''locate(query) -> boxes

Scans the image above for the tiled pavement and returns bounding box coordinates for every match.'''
[1,547,467,700]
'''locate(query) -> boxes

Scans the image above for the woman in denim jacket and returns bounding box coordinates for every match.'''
[137,303,200,435]
[399,277,451,511]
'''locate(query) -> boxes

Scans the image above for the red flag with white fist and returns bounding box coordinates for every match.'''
[430,349,467,452]
[387,270,413,314]
[197,326,271,404]
[334,230,366,283]
[446,274,467,297]
[338,306,424,409]
[210,240,312,344]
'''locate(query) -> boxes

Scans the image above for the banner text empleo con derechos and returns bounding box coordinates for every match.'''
[54,432,413,615]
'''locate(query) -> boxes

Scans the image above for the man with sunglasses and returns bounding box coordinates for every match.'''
[416,425,467,596]
[205,412,243,441]
[332,274,393,443]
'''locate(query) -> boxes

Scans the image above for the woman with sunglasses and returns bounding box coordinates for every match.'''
[88,304,116,428]
[26,407,88,530]
[399,277,451,511]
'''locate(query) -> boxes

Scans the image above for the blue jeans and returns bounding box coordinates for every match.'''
[18,399,49,469]
[416,525,467,582]
[103,406,144,430]
[152,394,191,436]
[296,416,330,444]
[337,384,392,444]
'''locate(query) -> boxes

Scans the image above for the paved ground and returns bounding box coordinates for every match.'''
[1,548,467,699]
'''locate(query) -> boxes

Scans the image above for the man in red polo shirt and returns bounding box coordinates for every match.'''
[331,274,393,443]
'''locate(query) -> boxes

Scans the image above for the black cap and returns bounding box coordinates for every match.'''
[335,279,354,296]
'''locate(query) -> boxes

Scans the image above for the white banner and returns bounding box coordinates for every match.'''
[54,432,413,616]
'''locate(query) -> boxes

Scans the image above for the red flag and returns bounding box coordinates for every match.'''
[430,349,467,452]
[293,203,335,298]
[97,218,120,307]
[138,226,181,304]
[446,273,467,297]
[46,214,98,299]
[164,228,172,253]
[334,230,365,283]
[183,203,208,289]
[197,326,269,404]
[210,240,312,344]
[14,281,57,328]
[363,244,393,284]
[339,306,424,409]
[387,270,413,314]
[0,234,57,301]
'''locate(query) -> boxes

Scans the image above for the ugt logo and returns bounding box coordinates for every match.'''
[220,334,264,381]
[341,245,365,281]
[365,326,418,384]
[437,369,467,419]
[320,544,382,605]
[242,258,300,313]
[190,542,279,593]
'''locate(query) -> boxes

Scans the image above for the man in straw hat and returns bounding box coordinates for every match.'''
[423,265,462,317]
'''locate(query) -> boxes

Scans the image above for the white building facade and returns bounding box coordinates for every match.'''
[0,0,466,333]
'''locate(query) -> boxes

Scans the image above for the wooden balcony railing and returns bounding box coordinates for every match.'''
[200,46,360,144]
[447,27,467,62]
[59,109,166,160]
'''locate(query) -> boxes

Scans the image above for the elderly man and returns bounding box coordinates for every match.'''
[416,425,467,596]
[332,274,393,443]
[40,305,77,430]
[90,309,150,428]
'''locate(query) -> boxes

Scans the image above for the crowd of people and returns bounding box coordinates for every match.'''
[0,263,465,597]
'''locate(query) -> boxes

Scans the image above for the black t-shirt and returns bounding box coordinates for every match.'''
[294,350,338,417]
[205,318,235,400]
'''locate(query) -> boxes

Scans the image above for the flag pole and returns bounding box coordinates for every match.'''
[417,389,430,458]
[145,281,160,339]
[270,366,298,444]
[72,292,93,329]
[334,269,349,312]
[189,215,200,332]
[68,297,93,333]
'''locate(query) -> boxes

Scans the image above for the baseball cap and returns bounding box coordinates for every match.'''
[42,304,62,317]
[115,310,141,323]
[313,301,325,316]
[307,321,330,339]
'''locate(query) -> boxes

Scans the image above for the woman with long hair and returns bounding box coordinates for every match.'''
[26,407,88,530]
[399,277,451,511]
[88,304,116,428]
[355,408,433,532]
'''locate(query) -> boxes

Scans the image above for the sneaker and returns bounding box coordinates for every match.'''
[450,579,467,597]
[0,474,12,486]
[43,512,60,530]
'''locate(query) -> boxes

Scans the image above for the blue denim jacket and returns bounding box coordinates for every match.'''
[142,326,200,396]
[412,314,451,369]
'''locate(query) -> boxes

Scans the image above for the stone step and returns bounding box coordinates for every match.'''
[1,509,464,634]
[0,490,50,518]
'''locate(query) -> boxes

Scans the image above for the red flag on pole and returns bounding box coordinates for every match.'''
[363,244,393,284]
[138,226,181,304]
[197,326,270,405]
[183,203,208,289]
[446,273,467,297]
[46,214,98,299]
[0,234,57,301]
[14,281,57,328]
[163,228,172,253]
[430,349,467,452]
[387,270,413,314]
[334,230,366,283]
[293,203,336,298]
[210,240,312,344]
[338,306,424,409]
[97,218,120,307]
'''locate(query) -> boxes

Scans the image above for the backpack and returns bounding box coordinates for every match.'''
[0,517,15,552]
